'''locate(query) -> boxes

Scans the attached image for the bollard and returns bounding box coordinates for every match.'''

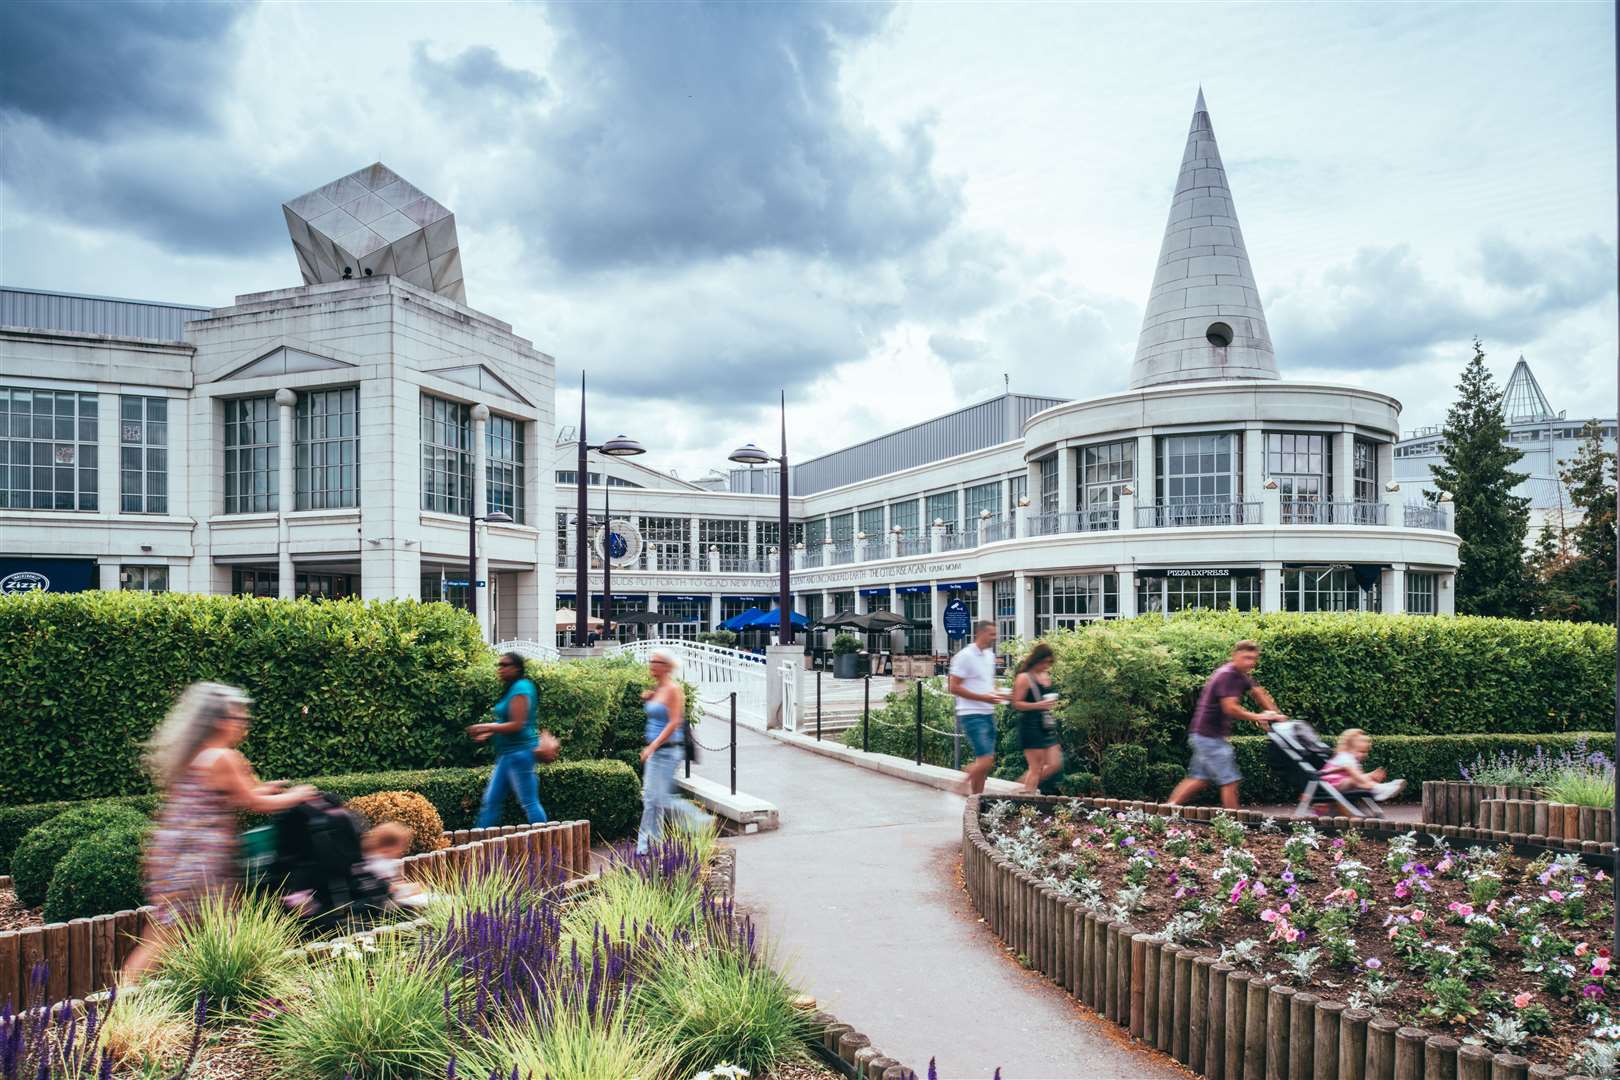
[863,674,870,754]
[1224,970,1249,1080]
[1457,1046,1492,1080]
[1156,939,1175,1051]
[1189,955,1210,1073]
[1491,1055,1530,1080]
[1206,961,1231,1080]
[1173,948,1193,1064]
[1426,1037,1461,1080]
[1143,938,1161,1048]
[729,691,737,796]
[914,681,923,765]
[1289,992,1317,1080]
[1265,984,1294,1080]
[816,667,823,741]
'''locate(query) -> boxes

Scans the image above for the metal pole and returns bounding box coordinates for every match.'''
[816,667,822,741]
[466,503,477,619]
[778,391,794,646]
[730,692,737,797]
[602,464,613,643]
[574,373,587,648]
[863,673,870,754]
[914,680,923,766]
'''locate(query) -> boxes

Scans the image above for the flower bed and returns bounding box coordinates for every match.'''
[969,796,1619,1078]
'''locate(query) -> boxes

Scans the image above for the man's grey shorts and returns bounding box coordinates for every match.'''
[1187,733,1242,786]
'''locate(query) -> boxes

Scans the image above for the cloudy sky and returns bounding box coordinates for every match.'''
[3,1,1614,481]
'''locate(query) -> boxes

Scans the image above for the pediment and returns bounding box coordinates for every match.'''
[217,346,356,382]
[425,363,531,405]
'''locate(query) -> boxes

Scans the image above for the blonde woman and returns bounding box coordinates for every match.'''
[636,651,711,854]
[122,682,316,981]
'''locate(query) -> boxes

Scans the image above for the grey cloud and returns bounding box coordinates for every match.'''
[411,44,548,110]
[1268,237,1615,371]
[0,0,251,136]
[514,0,960,271]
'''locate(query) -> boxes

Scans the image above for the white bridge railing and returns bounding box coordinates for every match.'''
[494,639,560,664]
[604,638,771,727]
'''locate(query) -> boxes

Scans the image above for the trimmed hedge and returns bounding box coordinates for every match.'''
[0,759,642,872]
[11,804,149,907]
[42,824,147,922]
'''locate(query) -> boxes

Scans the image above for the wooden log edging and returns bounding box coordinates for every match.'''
[1480,799,1613,846]
[1420,782,1542,829]
[804,1006,920,1079]
[0,818,592,1011]
[963,794,1603,1080]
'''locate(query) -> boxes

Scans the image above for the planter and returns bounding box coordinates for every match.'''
[1421,781,1541,828]
[833,653,861,679]
[1480,798,1614,844]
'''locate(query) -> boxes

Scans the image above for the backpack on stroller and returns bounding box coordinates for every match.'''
[1265,719,1383,819]
[264,793,392,930]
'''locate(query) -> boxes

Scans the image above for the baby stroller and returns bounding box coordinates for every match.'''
[1265,719,1383,819]
[260,793,392,931]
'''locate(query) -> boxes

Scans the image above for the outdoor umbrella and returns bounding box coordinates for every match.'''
[742,607,809,629]
[852,610,911,632]
[554,607,603,630]
[813,610,862,628]
[719,607,766,632]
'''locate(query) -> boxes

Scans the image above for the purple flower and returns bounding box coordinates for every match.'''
[1365,958,1383,970]
[1584,983,1606,1000]
[1281,870,1295,884]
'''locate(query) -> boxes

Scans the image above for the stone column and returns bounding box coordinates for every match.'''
[1262,563,1284,613]
[98,562,120,592]
[929,520,944,554]
[1057,446,1077,516]
[929,581,945,652]
[1438,573,1457,615]
[1135,433,1156,510]
[854,589,868,615]
[889,529,901,559]
[853,534,867,563]
[707,546,720,573]
[1381,482,1406,528]
[1243,427,1264,506]
[1014,571,1035,640]
[1383,565,1406,614]
[1118,568,1137,618]
[689,517,701,572]
[1118,488,1137,532]
[1025,459,1041,512]
[1261,482,1281,528]
[97,391,119,519]
[275,388,296,599]
[471,404,491,642]
[746,518,757,565]
[708,593,722,631]
[1333,431,1354,503]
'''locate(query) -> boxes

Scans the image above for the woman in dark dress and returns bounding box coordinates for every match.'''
[1010,643,1062,793]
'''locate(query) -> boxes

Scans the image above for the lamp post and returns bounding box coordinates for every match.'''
[729,391,793,645]
[573,372,645,648]
[467,508,512,623]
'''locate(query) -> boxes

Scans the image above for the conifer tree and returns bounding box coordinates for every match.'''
[1547,422,1618,622]
[1429,339,1531,616]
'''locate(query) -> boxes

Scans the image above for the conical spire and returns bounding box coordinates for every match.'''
[1130,90,1278,389]
[1501,356,1557,423]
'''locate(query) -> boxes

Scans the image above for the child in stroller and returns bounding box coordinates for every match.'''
[267,793,395,930]
[1266,719,1398,818]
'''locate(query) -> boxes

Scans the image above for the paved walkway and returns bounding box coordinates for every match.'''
[687,727,1185,1080]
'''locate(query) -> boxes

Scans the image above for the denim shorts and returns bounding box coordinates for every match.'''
[1187,733,1241,786]
[959,713,998,759]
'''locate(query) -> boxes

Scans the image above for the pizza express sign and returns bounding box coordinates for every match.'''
[1137,567,1255,579]
[0,559,96,595]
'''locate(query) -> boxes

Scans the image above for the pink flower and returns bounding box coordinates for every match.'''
[1070,837,1084,848]
[1260,909,1280,923]
[1486,900,1499,914]
[1436,857,1452,873]
[1595,956,1611,977]
[1549,890,1566,903]
[1252,883,1268,897]
[1598,871,1609,882]
[1449,903,1474,918]
[1394,881,1410,899]
[1410,910,1425,923]
[1279,903,1292,915]
[1513,992,1533,1009]
[1577,942,1590,957]
[1284,927,1301,944]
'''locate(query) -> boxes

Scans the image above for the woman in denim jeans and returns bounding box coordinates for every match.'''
[636,650,710,854]
[468,652,549,828]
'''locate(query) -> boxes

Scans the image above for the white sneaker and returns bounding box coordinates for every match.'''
[1372,779,1405,802]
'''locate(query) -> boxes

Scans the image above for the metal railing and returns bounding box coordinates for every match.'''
[604,638,769,727]
[495,639,561,664]
[1135,500,1262,528]
[1279,499,1388,526]
[801,547,824,568]
[1030,508,1121,536]
[828,541,857,566]
[940,529,978,551]
[896,536,930,557]
[978,516,1014,544]
[1403,503,1447,530]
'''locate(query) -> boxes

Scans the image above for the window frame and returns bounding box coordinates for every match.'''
[223,395,279,515]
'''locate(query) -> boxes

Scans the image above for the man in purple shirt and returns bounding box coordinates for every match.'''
[1166,640,1283,809]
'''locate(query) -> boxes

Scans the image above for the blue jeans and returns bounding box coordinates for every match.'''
[477,749,548,828]
[959,713,998,759]
[636,746,709,854]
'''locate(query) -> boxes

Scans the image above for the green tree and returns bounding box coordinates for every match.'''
[1535,422,1618,622]
[1430,339,1531,616]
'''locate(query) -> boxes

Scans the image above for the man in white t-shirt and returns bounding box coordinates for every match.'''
[949,620,1006,795]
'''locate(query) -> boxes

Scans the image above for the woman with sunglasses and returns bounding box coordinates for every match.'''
[636,650,711,854]
[468,652,548,828]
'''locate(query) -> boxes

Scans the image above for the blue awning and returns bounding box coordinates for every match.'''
[936,581,978,591]
[740,607,809,629]
[719,607,766,631]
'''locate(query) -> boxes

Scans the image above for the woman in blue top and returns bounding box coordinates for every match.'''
[467,652,549,828]
[636,650,711,854]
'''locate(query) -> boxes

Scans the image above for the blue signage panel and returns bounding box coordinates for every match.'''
[0,558,96,595]
[942,599,972,638]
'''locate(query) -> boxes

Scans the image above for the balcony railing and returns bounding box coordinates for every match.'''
[940,529,978,551]
[1280,499,1388,526]
[1136,501,1262,528]
[801,547,824,568]
[979,517,1015,544]
[896,536,930,557]
[1403,503,1446,530]
[828,541,857,566]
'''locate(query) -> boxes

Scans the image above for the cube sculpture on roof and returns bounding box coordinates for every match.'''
[282,163,466,305]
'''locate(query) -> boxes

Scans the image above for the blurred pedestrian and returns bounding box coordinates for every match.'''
[468,652,549,828]
[949,620,1008,796]
[1166,641,1283,809]
[636,650,711,854]
[1010,643,1062,792]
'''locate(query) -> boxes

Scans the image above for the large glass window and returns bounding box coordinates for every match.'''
[1283,568,1379,612]
[486,413,525,524]
[1080,440,1134,530]
[1266,433,1330,523]
[964,482,1000,532]
[420,395,471,516]
[1136,574,1259,614]
[654,598,708,640]
[556,512,572,566]
[120,396,167,514]
[642,516,691,570]
[1034,574,1118,630]
[701,519,749,570]
[756,521,804,567]
[422,572,469,609]
[224,396,278,514]
[1008,474,1027,512]
[1159,433,1239,506]
[1354,439,1379,505]
[801,593,824,626]
[858,506,884,541]
[1406,572,1437,615]
[1,388,98,511]
[829,513,854,542]
[120,565,168,592]
[889,499,919,536]
[295,388,359,510]
[993,578,1016,641]
[804,518,827,546]
[1038,456,1059,514]
[900,589,933,654]
[235,567,355,599]
[926,490,959,532]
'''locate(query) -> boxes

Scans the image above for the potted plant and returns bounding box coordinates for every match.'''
[831,633,863,678]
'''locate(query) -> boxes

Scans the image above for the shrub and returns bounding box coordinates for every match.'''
[1101,745,1151,800]
[1044,623,1192,766]
[1057,772,1101,797]
[1146,761,1185,800]
[342,791,447,854]
[837,680,961,766]
[0,796,160,875]
[42,823,146,921]
[0,591,497,804]
[696,630,738,647]
[156,892,303,1020]
[12,804,150,908]
[831,634,862,656]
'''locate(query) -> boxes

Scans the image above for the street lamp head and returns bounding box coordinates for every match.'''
[728,442,770,466]
[599,434,645,457]
[485,510,514,524]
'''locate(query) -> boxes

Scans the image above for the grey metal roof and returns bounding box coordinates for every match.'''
[730,393,1067,495]
[0,287,212,343]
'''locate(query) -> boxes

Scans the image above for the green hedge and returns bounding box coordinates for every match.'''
[43,824,147,922]
[12,804,149,907]
[0,759,642,872]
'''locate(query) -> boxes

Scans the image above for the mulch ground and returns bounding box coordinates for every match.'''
[0,889,42,932]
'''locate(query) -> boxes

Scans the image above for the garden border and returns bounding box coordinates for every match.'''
[962,794,1611,1080]
[0,819,591,1011]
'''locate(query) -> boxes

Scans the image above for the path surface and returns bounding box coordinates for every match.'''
[687,726,1186,1080]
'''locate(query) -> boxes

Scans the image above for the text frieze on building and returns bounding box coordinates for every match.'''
[793,560,964,588]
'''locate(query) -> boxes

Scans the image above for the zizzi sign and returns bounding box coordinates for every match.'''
[0,572,49,594]
[0,559,96,594]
